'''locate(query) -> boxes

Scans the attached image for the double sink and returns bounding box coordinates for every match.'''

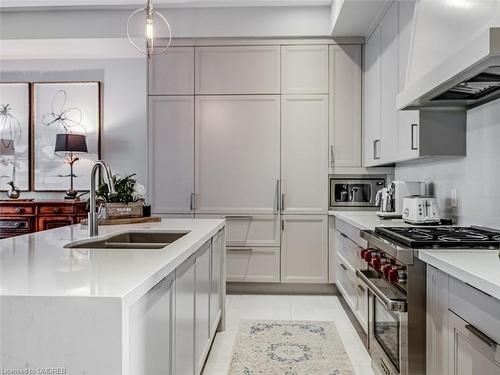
[64,231,189,250]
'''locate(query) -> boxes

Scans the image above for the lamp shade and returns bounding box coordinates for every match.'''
[0,139,15,155]
[54,133,88,153]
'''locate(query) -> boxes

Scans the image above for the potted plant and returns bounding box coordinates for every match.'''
[96,174,147,219]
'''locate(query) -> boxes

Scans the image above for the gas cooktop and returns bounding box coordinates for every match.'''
[374,226,500,249]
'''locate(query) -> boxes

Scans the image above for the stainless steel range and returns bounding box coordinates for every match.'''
[357,226,500,375]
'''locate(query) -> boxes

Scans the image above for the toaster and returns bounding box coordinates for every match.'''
[402,196,441,224]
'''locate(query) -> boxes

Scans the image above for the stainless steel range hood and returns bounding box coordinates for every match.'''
[398,28,500,110]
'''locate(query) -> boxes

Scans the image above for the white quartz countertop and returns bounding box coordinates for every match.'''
[328,210,409,230]
[419,250,500,301]
[0,219,224,304]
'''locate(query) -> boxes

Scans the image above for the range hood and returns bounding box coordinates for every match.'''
[398,27,500,110]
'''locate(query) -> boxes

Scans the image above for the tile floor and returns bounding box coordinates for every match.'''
[202,294,375,375]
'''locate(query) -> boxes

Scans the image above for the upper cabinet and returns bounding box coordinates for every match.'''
[195,46,280,94]
[149,47,194,95]
[281,45,329,94]
[329,44,362,168]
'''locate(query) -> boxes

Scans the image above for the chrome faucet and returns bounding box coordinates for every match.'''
[88,160,117,237]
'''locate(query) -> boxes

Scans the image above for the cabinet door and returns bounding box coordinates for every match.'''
[281,45,329,94]
[129,275,173,375]
[195,241,211,374]
[281,215,328,284]
[174,255,196,375]
[149,47,194,95]
[150,96,194,214]
[210,229,223,336]
[329,45,362,167]
[195,96,280,214]
[448,311,500,375]
[379,1,399,164]
[398,110,420,161]
[335,253,357,310]
[226,247,280,283]
[363,25,381,166]
[195,46,280,94]
[281,95,328,215]
[37,216,74,232]
[356,280,369,332]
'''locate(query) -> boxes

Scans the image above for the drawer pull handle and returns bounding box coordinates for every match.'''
[228,247,253,252]
[339,232,348,239]
[53,207,61,214]
[224,216,252,220]
[465,324,499,349]
[357,284,366,292]
[15,208,24,214]
[340,263,347,271]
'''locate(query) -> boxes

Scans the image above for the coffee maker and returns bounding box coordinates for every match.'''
[376,181,424,218]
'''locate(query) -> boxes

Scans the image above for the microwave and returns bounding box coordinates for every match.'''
[329,174,387,209]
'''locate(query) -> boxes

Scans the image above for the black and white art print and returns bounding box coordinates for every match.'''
[0,83,30,191]
[33,82,100,191]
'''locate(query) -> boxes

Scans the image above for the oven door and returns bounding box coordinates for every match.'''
[357,269,408,375]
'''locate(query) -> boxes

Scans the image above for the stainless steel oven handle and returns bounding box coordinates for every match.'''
[356,270,406,312]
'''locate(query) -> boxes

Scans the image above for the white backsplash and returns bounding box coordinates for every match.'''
[395,98,500,228]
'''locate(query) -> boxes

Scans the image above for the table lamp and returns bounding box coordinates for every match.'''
[54,133,88,199]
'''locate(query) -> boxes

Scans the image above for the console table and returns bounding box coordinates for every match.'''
[0,200,87,239]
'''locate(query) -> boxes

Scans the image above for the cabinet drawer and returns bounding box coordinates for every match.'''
[336,254,357,310]
[356,281,369,332]
[449,277,500,344]
[38,205,75,215]
[336,229,365,271]
[0,205,34,215]
[335,217,367,248]
[227,247,280,283]
[0,218,33,232]
[197,215,280,247]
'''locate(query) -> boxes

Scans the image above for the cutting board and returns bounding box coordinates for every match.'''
[80,216,162,226]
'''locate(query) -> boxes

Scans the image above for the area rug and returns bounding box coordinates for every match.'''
[229,320,355,375]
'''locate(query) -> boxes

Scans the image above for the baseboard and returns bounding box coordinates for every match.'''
[227,282,338,295]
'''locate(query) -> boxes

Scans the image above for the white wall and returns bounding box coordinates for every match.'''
[395,99,500,228]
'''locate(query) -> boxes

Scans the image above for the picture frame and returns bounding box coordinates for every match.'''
[32,81,101,192]
[0,82,31,192]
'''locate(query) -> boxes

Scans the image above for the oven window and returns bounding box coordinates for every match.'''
[374,298,400,370]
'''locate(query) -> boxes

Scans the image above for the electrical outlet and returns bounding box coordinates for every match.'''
[450,189,458,208]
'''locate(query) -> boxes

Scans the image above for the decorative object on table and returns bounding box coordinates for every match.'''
[33,82,100,192]
[80,216,161,226]
[54,133,88,199]
[230,320,355,374]
[126,0,172,57]
[6,181,20,199]
[0,83,30,191]
[96,173,147,220]
[143,204,151,217]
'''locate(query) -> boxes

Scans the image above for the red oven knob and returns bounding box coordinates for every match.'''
[371,256,381,271]
[364,251,373,262]
[360,249,368,260]
[388,268,399,283]
[382,264,392,279]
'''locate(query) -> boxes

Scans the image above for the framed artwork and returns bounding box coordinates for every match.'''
[0,83,31,191]
[33,82,101,192]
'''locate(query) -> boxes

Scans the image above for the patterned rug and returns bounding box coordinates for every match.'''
[229,320,355,375]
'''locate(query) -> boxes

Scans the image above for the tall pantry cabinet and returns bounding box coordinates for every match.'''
[149,40,361,286]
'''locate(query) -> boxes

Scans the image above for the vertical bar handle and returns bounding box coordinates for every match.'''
[411,124,419,150]
[281,193,285,212]
[373,139,381,160]
[330,145,334,166]
[276,179,280,212]
[190,193,195,211]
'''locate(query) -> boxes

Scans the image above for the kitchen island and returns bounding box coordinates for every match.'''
[0,218,226,375]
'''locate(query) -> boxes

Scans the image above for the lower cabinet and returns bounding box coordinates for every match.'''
[210,229,223,336]
[226,247,280,283]
[195,241,211,374]
[281,215,328,284]
[129,274,173,375]
[174,254,196,375]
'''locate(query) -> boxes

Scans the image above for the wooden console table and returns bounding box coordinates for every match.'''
[0,200,87,239]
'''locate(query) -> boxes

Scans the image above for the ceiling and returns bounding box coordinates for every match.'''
[0,0,332,9]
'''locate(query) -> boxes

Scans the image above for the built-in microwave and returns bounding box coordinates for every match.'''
[329,175,387,210]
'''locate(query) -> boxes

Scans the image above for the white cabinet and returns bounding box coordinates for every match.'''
[328,216,336,283]
[174,255,196,375]
[281,45,329,94]
[281,95,328,215]
[149,47,194,95]
[379,1,399,165]
[226,247,280,283]
[329,44,362,167]
[195,95,280,215]
[149,96,194,214]
[129,274,173,375]
[281,215,328,284]
[363,25,382,166]
[210,229,224,336]
[336,253,358,311]
[195,46,280,94]
[448,311,500,375]
[195,241,211,374]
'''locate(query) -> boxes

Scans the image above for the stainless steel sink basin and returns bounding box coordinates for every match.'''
[64,230,190,249]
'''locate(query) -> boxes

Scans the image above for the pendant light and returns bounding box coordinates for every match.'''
[126,0,172,57]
